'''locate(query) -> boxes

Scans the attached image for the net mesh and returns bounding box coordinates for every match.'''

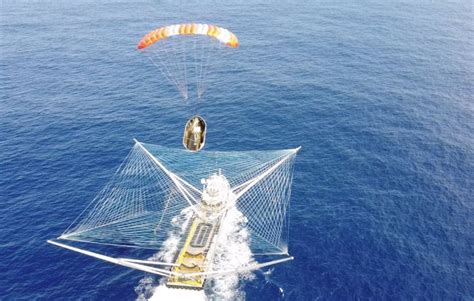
[62,142,298,255]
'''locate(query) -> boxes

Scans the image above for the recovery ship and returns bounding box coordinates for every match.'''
[166,171,231,289]
[47,140,299,292]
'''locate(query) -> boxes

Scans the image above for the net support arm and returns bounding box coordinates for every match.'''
[134,139,201,209]
[231,147,301,202]
[119,258,178,267]
[183,256,294,277]
[48,240,292,279]
[47,240,176,277]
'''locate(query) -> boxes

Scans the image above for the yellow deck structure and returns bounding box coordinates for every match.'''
[166,215,220,289]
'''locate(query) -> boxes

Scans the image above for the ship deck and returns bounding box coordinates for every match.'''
[166,215,220,289]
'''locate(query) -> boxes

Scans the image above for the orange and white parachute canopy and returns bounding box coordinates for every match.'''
[137,23,239,49]
[137,23,239,100]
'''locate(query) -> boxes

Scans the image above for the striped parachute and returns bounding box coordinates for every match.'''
[137,23,239,100]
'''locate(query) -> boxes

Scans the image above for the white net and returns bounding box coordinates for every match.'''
[61,141,299,255]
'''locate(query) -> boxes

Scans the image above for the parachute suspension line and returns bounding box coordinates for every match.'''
[197,40,213,98]
[193,37,201,101]
[193,38,200,100]
[196,38,205,99]
[163,37,187,100]
[145,42,184,99]
[161,39,188,100]
[196,39,208,99]
[146,53,181,97]
[170,39,189,100]
[137,24,239,101]
[180,37,188,102]
[200,40,227,98]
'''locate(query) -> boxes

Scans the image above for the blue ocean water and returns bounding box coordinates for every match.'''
[1,0,473,300]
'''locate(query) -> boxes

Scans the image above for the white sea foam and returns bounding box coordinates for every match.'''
[135,208,195,301]
[138,206,255,301]
[135,277,155,301]
[149,207,193,264]
[205,207,255,301]
[148,285,207,301]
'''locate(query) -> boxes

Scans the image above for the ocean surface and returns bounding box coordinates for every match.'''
[1,0,473,300]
